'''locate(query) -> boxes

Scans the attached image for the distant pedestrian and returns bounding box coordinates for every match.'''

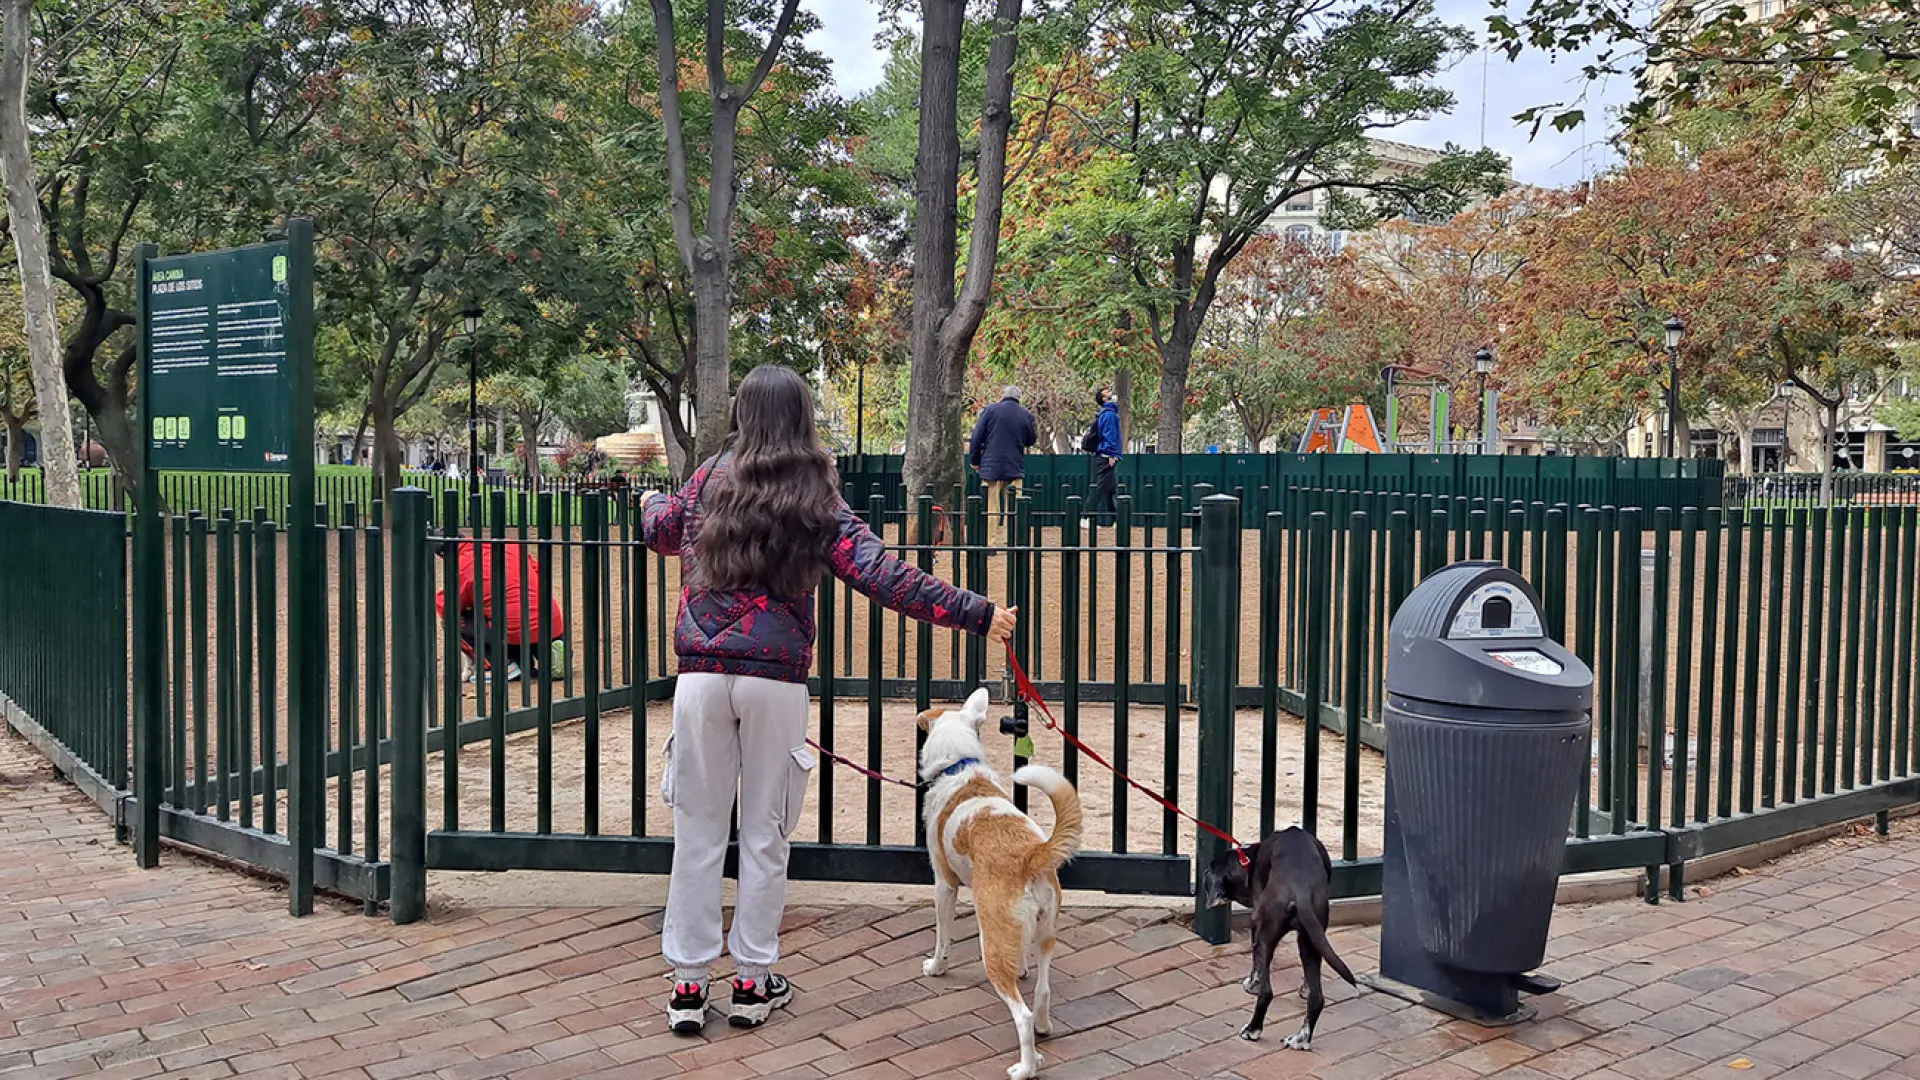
[1081,387,1122,525]
[968,385,1037,542]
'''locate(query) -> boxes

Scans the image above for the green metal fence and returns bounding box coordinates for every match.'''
[0,502,128,811]
[839,452,1725,525]
[6,472,1918,940]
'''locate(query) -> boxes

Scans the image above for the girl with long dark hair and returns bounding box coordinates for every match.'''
[640,365,1016,1033]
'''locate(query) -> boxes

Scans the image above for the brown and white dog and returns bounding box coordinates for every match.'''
[918,688,1083,1080]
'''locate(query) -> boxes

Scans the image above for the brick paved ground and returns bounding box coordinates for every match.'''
[5,731,1920,1080]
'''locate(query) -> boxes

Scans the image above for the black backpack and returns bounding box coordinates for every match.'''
[1080,418,1101,454]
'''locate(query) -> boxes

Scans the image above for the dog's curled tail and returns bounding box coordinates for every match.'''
[1012,765,1082,874]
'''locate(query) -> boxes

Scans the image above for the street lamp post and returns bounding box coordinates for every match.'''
[464,304,483,485]
[1664,315,1685,459]
[1474,347,1494,454]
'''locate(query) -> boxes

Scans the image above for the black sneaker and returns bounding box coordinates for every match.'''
[667,980,708,1034]
[728,974,794,1028]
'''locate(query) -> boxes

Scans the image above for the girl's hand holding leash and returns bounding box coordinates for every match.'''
[988,605,1018,645]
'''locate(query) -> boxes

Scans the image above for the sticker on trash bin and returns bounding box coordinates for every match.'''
[1447,582,1543,638]
[1486,648,1564,676]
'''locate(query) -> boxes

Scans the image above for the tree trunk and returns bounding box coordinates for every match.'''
[517,407,541,493]
[1155,328,1196,454]
[651,0,802,469]
[0,0,80,509]
[901,0,964,502]
[689,265,730,464]
[370,395,403,496]
[1821,401,1838,508]
[902,0,1022,500]
[3,411,22,481]
[1113,365,1132,448]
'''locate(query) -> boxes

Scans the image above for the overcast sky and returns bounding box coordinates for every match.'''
[800,0,1632,189]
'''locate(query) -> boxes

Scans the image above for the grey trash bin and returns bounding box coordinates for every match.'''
[1375,562,1593,1024]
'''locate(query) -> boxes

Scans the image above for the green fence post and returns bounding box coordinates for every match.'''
[1573,507,1599,837]
[1194,494,1241,946]
[1342,511,1370,864]
[1784,509,1807,803]
[1259,511,1283,840]
[1613,507,1639,833]
[1718,508,1743,820]
[1898,507,1917,777]
[1062,496,1082,787]
[286,218,320,917]
[1843,507,1863,790]
[1163,495,1184,853]
[1304,512,1332,837]
[1649,507,1670,851]
[584,493,605,836]
[1763,507,1786,807]
[390,487,429,925]
[1673,508,1697,825]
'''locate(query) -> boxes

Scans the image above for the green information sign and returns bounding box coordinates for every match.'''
[142,241,296,472]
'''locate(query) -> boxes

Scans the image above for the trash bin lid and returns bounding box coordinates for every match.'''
[1384,562,1593,712]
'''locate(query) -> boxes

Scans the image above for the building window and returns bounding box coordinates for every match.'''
[1285,192,1314,212]
[1285,224,1313,243]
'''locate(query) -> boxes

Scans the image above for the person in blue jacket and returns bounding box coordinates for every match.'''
[968,386,1037,541]
[1087,387,1123,524]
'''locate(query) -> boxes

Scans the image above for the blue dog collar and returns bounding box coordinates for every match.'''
[939,758,982,778]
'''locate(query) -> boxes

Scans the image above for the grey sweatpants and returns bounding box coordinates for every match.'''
[661,672,816,984]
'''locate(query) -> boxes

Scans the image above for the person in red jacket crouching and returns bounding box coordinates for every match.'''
[434,539,566,683]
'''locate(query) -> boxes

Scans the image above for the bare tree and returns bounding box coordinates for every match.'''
[0,0,80,507]
[650,0,802,466]
[900,0,1023,502]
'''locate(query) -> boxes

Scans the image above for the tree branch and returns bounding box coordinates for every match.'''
[650,0,700,271]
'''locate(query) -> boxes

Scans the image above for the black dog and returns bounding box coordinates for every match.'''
[1199,827,1357,1048]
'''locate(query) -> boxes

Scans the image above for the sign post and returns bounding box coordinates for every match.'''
[132,243,162,870]
[132,221,318,915]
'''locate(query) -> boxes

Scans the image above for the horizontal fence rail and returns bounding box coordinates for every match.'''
[0,467,672,526]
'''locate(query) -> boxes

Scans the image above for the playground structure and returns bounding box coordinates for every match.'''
[1296,364,1501,455]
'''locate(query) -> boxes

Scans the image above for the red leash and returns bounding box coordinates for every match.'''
[1003,642,1250,868]
[807,738,920,789]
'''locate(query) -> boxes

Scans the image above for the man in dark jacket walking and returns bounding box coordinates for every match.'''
[968,386,1037,541]
[1088,387,1123,525]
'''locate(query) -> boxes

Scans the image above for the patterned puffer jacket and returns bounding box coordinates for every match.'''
[641,454,996,683]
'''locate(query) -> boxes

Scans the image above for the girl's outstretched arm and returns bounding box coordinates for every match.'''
[640,463,711,555]
[828,499,995,635]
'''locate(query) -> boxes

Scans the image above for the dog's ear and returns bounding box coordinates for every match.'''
[964,687,991,731]
[916,708,942,732]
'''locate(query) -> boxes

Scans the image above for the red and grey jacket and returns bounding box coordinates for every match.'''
[641,454,996,684]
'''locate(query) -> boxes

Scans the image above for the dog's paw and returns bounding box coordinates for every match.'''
[1007,1056,1043,1080]
[923,957,949,978]
[1239,1025,1263,1042]
[1281,1031,1313,1052]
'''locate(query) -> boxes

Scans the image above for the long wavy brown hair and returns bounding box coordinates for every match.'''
[694,365,841,598]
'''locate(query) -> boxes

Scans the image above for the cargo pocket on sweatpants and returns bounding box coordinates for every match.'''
[780,745,817,839]
[660,733,678,808]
